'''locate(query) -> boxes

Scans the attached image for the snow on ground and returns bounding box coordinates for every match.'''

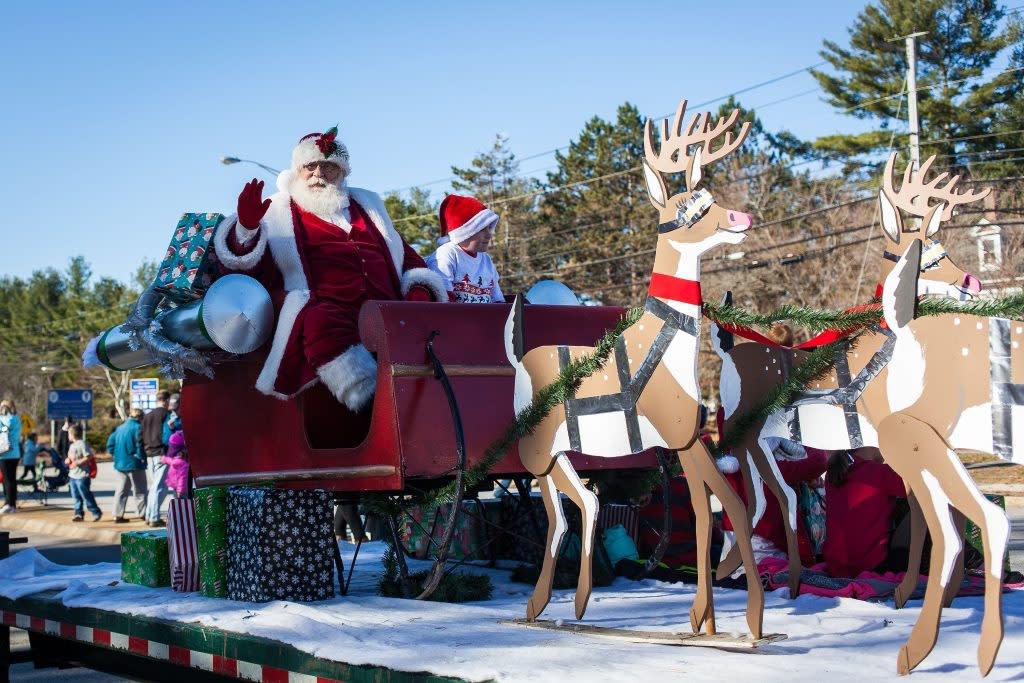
[0,543,1022,682]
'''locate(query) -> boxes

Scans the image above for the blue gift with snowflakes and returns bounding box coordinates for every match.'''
[225,487,335,602]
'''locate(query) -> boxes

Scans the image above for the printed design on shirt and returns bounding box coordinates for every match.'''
[453,274,495,303]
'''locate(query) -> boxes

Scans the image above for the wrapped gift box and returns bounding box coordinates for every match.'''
[121,529,170,588]
[154,212,224,302]
[401,499,500,562]
[167,498,199,592]
[226,487,335,602]
[194,486,228,598]
[965,493,1011,574]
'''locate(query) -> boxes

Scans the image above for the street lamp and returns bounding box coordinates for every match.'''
[220,156,281,176]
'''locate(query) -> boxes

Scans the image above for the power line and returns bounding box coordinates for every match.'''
[384,61,826,196]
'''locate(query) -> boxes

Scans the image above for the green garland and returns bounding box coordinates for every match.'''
[427,305,646,505]
[713,336,859,455]
[366,292,1024,515]
[702,301,881,335]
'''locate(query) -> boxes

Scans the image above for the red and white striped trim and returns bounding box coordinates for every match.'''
[0,610,339,682]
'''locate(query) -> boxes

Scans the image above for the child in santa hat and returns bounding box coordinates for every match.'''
[426,195,505,303]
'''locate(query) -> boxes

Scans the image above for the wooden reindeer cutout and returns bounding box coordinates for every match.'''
[505,99,766,637]
[718,158,1007,674]
[713,153,986,599]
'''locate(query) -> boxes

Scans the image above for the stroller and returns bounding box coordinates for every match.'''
[41,447,70,493]
[15,447,68,506]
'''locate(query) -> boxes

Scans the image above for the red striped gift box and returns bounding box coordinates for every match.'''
[167,499,199,592]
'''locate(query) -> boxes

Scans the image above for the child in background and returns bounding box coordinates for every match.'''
[426,194,504,303]
[65,424,101,522]
[162,431,191,499]
[19,432,39,483]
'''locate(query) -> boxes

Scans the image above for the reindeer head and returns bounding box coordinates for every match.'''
[879,152,989,300]
[642,100,753,260]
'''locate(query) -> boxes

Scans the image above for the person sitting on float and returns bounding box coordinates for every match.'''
[213,127,447,413]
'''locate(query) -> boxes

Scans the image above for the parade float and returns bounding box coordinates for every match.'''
[0,95,1020,681]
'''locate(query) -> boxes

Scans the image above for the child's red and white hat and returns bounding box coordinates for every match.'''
[438,194,499,246]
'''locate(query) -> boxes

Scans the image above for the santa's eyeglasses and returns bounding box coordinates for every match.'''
[302,161,343,177]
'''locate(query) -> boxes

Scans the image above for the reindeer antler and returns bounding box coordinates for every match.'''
[644,99,703,173]
[643,99,751,175]
[883,152,991,222]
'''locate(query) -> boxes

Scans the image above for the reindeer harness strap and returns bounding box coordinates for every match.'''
[558,295,698,453]
[788,326,897,447]
[990,317,1024,459]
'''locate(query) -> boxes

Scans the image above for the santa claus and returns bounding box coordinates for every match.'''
[213,127,446,411]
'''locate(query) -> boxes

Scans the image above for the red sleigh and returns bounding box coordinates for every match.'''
[181,301,657,493]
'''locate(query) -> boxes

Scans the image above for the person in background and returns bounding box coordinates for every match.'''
[108,408,148,523]
[162,431,191,499]
[162,393,181,446]
[141,390,171,527]
[56,415,74,459]
[0,399,22,514]
[822,446,907,578]
[19,431,40,483]
[65,424,101,522]
[426,194,504,303]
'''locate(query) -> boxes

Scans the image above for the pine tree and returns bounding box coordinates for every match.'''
[810,0,1022,171]
[536,103,648,306]
[449,134,539,297]
[383,187,439,255]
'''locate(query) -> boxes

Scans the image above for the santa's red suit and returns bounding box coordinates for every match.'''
[214,160,445,411]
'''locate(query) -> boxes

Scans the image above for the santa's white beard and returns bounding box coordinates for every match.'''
[290,175,350,221]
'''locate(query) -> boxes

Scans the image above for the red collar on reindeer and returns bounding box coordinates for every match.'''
[648,273,702,305]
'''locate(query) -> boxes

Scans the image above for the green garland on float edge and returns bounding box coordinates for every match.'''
[367,292,1024,516]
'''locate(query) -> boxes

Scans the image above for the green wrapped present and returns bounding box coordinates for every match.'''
[194,486,228,598]
[154,212,224,303]
[121,529,170,587]
[965,493,1011,575]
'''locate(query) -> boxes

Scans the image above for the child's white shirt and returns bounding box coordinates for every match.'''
[427,242,504,304]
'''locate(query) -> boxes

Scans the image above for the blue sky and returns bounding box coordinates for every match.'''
[0,0,881,283]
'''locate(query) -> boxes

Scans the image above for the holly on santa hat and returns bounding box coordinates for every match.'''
[437,194,499,246]
[292,126,350,175]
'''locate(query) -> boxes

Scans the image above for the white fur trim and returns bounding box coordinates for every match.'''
[716,454,740,474]
[276,170,295,194]
[437,208,499,246]
[401,267,447,302]
[248,186,405,398]
[254,289,311,400]
[291,139,350,175]
[213,215,267,271]
[316,344,377,411]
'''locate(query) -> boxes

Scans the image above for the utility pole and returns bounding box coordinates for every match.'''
[890,31,928,175]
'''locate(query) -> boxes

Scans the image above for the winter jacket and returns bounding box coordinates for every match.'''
[0,415,21,461]
[21,438,39,467]
[106,418,145,472]
[161,410,181,446]
[140,406,168,457]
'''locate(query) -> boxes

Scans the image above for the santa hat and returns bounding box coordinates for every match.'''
[437,194,499,246]
[291,126,351,175]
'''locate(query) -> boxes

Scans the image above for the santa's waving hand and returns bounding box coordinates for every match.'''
[214,127,447,412]
[237,179,272,230]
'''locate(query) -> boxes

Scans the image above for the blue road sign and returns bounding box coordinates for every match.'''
[47,389,93,421]
[130,378,160,412]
